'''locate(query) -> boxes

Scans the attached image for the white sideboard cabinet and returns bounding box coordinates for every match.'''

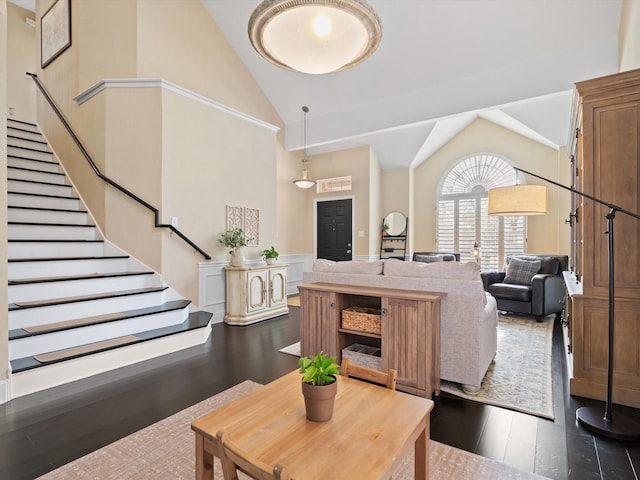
[225,264,288,325]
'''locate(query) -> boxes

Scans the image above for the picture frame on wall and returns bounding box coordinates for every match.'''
[41,0,72,68]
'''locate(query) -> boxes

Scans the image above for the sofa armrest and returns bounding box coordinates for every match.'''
[531,274,565,316]
[481,271,505,291]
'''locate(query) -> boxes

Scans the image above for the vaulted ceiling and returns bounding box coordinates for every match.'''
[203,0,622,169]
[12,0,623,169]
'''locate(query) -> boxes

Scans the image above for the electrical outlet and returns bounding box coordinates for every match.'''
[171,217,178,228]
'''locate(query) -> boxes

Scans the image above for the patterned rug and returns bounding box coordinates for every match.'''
[279,341,300,356]
[287,295,300,307]
[441,313,555,420]
[39,380,548,479]
[282,313,555,420]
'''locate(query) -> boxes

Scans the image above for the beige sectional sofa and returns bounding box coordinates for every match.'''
[302,258,498,391]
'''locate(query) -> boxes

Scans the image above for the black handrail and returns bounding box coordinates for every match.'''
[27,72,211,260]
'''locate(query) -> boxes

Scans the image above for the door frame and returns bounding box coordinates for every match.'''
[314,195,356,260]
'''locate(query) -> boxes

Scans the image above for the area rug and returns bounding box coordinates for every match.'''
[441,313,555,420]
[287,295,300,307]
[39,380,548,479]
[278,341,301,356]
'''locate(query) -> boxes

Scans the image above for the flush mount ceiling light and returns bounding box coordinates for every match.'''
[248,0,382,74]
[293,106,316,189]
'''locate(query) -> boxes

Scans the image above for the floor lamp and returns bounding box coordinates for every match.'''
[489,166,640,441]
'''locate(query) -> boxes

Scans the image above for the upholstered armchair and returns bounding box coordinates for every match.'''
[481,254,568,322]
[413,251,460,263]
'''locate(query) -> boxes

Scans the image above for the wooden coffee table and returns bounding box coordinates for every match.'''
[191,370,434,479]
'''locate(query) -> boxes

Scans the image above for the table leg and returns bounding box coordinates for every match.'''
[414,418,429,480]
[195,433,214,480]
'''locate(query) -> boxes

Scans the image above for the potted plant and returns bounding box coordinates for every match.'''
[298,352,340,422]
[381,219,390,236]
[219,228,247,266]
[261,245,279,265]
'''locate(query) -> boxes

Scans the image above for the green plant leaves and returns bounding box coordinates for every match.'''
[298,352,339,386]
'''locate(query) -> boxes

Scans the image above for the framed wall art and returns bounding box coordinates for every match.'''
[226,205,244,232]
[41,0,72,68]
[244,207,259,246]
[225,205,260,246]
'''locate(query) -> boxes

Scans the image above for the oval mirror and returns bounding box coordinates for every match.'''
[384,211,406,236]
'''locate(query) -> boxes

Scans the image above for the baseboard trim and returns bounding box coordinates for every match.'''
[0,379,8,404]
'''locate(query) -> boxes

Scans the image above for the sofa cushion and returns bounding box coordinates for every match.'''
[487,283,532,302]
[383,258,480,281]
[504,257,541,285]
[312,259,384,275]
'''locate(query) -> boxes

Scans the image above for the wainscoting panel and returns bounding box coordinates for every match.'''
[0,380,8,405]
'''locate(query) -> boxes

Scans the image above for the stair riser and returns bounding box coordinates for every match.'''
[8,167,67,185]
[9,274,161,303]
[8,156,60,174]
[7,146,54,162]
[7,120,39,133]
[8,193,81,210]
[7,128,44,142]
[8,290,182,329]
[9,224,98,241]
[8,241,105,259]
[8,138,50,152]
[8,179,74,197]
[9,326,212,398]
[8,257,132,278]
[8,308,189,360]
[8,208,88,225]
[8,156,60,173]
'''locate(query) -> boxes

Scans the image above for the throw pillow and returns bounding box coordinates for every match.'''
[504,258,541,285]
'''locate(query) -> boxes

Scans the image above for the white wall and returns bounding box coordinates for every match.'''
[6,1,35,122]
[1,0,10,401]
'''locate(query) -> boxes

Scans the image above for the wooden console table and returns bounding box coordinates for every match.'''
[298,282,445,398]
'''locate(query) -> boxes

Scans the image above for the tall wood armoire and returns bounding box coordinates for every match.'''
[566,68,640,409]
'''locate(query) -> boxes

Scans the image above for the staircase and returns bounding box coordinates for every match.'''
[6,118,213,399]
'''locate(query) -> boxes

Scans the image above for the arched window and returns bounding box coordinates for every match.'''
[437,153,527,269]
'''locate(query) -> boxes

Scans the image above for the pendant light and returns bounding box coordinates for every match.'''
[293,106,316,189]
[248,0,382,75]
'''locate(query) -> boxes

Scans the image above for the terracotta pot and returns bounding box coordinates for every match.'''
[301,378,338,422]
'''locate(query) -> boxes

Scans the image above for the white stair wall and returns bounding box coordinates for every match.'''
[6,119,212,400]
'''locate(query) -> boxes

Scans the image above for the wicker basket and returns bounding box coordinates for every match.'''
[342,343,382,371]
[341,306,382,335]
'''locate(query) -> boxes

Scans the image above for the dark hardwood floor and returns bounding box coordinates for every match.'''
[1,306,639,479]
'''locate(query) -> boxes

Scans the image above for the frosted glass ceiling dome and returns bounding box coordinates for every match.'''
[248,0,382,75]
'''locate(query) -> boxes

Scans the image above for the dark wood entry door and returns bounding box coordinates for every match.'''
[317,199,352,261]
